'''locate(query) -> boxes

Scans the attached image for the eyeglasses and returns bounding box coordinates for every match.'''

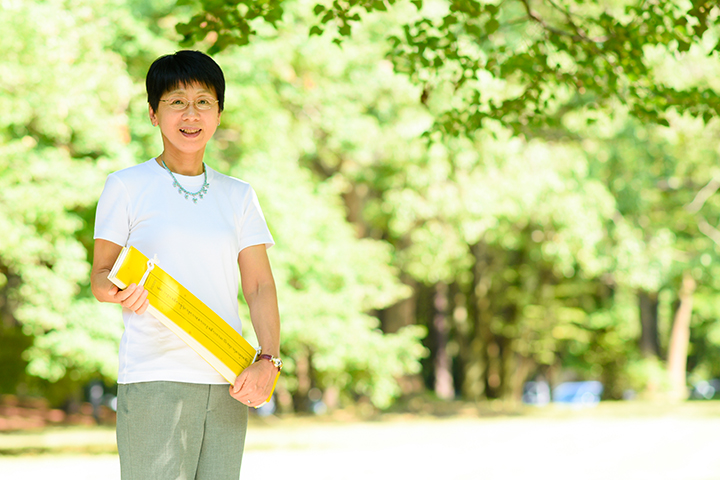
[159,97,219,111]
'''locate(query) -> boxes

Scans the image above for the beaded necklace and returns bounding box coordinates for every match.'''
[160,157,209,203]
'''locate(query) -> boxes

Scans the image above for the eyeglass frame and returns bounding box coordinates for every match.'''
[159,97,220,111]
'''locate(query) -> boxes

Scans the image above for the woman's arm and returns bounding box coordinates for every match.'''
[230,244,281,405]
[91,239,149,314]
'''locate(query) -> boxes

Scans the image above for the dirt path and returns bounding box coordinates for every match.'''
[0,412,718,480]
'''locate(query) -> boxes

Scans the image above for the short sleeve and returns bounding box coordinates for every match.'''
[237,186,274,252]
[94,174,131,246]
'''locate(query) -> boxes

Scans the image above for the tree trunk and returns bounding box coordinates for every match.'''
[667,273,696,402]
[486,339,502,398]
[497,303,520,400]
[378,277,417,334]
[342,184,367,238]
[293,352,312,412]
[463,242,490,400]
[638,290,661,358]
[510,355,533,402]
[433,283,454,399]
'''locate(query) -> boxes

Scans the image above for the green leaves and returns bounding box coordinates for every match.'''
[0,0,138,391]
[176,0,286,51]
[173,0,720,137]
[6,0,720,407]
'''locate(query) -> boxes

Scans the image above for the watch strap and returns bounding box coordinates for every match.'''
[258,353,283,371]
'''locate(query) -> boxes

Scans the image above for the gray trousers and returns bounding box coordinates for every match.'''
[117,382,248,480]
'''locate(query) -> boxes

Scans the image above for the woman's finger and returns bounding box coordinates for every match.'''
[115,283,137,302]
[136,298,150,315]
[117,284,148,313]
[128,289,149,311]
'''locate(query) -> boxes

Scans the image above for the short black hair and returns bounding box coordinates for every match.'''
[146,50,225,112]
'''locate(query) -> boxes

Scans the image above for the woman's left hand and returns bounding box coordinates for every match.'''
[229,359,278,407]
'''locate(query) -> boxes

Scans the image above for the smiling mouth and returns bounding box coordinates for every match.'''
[180,128,201,135]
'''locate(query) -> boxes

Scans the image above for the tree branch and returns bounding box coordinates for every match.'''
[518,0,609,43]
[698,217,720,246]
[519,0,582,41]
[685,177,720,214]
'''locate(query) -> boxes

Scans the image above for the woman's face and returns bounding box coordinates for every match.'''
[149,82,222,157]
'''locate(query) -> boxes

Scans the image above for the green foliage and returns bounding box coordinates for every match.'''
[24,301,123,382]
[6,0,720,409]
[687,285,720,381]
[175,0,720,400]
[0,0,136,391]
[0,322,33,394]
[623,357,670,398]
[175,0,285,52]
[1,0,427,410]
[177,0,720,135]
[202,17,427,406]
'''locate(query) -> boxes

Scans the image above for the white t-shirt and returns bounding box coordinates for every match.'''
[94,158,274,385]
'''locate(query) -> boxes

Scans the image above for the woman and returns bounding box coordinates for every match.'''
[91,50,280,479]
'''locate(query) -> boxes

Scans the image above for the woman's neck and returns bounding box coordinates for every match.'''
[156,151,205,176]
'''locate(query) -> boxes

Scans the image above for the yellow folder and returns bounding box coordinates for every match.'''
[107,245,278,403]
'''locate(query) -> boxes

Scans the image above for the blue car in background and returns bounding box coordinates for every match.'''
[690,379,720,400]
[552,381,603,405]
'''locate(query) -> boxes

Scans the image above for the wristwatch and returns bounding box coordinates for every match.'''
[258,354,283,371]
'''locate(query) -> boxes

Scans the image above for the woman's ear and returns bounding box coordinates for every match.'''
[149,104,158,126]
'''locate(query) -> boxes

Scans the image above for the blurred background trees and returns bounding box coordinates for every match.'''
[2,0,720,412]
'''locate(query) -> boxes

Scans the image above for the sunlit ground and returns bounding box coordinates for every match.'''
[0,401,718,480]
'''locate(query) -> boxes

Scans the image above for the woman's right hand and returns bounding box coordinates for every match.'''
[91,239,150,315]
[111,283,150,315]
